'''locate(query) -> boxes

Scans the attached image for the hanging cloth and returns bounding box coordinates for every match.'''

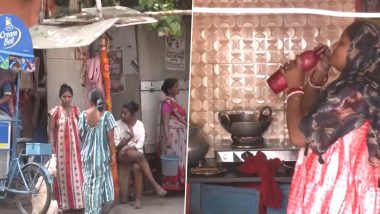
[83,56,104,108]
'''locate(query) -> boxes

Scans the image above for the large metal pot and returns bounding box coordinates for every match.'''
[218,106,272,137]
[188,126,210,167]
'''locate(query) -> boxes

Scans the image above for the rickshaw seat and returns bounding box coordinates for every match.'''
[17,138,33,144]
[16,138,33,160]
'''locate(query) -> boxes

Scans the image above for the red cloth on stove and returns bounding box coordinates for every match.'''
[236,151,283,209]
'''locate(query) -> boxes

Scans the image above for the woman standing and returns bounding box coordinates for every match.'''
[157,78,187,190]
[78,88,117,214]
[284,21,380,213]
[115,101,166,209]
[48,84,84,212]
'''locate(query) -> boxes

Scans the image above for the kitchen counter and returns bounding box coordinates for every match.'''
[216,138,298,151]
[187,160,295,214]
[187,140,297,213]
[187,161,295,184]
[214,139,300,162]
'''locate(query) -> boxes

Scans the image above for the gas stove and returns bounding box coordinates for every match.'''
[215,139,299,163]
[231,136,265,149]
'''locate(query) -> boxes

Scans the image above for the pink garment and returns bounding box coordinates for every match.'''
[161,102,172,113]
[157,97,187,191]
[287,121,380,214]
[84,56,104,108]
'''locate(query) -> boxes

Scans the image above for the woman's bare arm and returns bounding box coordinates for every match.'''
[0,94,11,106]
[302,47,331,114]
[107,129,117,164]
[284,58,308,147]
[287,95,306,147]
[48,115,56,153]
[0,83,12,105]
[117,136,133,150]
[162,112,171,147]
[302,83,320,114]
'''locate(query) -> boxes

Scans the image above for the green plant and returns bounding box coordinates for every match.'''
[139,0,184,37]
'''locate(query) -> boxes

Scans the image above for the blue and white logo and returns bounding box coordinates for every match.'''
[0,14,35,72]
[0,16,22,49]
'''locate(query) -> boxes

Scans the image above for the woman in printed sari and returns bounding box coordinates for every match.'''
[78,88,117,214]
[284,21,380,213]
[48,84,84,212]
[157,78,187,191]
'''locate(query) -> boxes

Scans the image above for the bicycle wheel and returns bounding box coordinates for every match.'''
[15,163,52,214]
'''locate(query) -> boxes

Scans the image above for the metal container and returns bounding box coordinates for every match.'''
[218,106,272,137]
[188,126,210,167]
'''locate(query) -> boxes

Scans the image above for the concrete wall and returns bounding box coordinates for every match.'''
[46,48,84,111]
[107,26,141,120]
[111,74,141,120]
[137,16,191,81]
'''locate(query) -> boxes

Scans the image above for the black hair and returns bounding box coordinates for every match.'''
[59,84,73,97]
[161,78,178,95]
[88,88,104,111]
[345,20,369,41]
[122,101,140,115]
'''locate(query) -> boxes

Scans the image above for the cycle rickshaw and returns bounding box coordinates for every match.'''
[0,14,53,214]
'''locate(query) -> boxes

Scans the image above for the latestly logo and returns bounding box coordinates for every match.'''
[0,16,21,49]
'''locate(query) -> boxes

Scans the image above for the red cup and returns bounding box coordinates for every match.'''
[266,68,288,94]
[267,46,327,94]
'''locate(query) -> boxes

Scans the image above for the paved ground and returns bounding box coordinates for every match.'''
[0,193,185,214]
[111,193,185,214]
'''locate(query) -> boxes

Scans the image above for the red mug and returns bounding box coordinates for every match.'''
[267,46,327,94]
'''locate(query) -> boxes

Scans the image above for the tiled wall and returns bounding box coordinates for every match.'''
[190,0,355,157]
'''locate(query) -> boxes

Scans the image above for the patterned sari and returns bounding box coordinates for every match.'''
[78,111,116,214]
[157,96,187,190]
[49,105,84,210]
[288,121,380,213]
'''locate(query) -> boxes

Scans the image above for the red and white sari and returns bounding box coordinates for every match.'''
[287,121,380,214]
[49,105,84,210]
[157,96,187,191]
